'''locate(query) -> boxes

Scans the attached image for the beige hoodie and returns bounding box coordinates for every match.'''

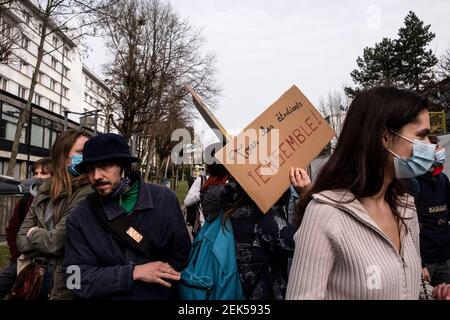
[286,190,430,300]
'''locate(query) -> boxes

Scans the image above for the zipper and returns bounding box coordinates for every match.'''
[401,257,408,296]
[325,201,412,296]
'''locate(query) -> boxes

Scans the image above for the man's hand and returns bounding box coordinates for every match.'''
[132,261,181,287]
[290,167,312,196]
[433,283,450,300]
[422,267,431,283]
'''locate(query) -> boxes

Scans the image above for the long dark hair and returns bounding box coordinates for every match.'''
[50,129,90,200]
[295,86,430,226]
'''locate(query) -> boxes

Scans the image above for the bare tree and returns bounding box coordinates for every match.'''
[318,90,349,140]
[99,0,220,142]
[153,107,190,182]
[5,0,115,176]
[438,49,450,80]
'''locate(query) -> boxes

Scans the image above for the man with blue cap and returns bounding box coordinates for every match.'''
[62,133,191,300]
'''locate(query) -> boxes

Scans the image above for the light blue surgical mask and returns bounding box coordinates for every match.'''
[387,131,436,179]
[68,154,83,176]
[434,148,446,167]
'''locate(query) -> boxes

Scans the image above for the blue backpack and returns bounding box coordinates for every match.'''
[179,211,244,300]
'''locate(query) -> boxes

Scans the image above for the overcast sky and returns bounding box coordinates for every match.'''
[84,0,450,146]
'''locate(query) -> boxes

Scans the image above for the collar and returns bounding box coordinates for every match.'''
[101,179,154,221]
[312,190,415,234]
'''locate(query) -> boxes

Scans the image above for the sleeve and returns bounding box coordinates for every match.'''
[258,208,297,258]
[183,177,202,207]
[62,211,134,299]
[286,200,338,300]
[166,191,192,271]
[5,198,26,260]
[22,186,92,256]
[16,199,39,255]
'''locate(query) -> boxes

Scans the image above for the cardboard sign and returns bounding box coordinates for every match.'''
[215,85,335,213]
[186,85,232,143]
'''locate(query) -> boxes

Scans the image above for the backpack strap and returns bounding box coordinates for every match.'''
[87,193,153,259]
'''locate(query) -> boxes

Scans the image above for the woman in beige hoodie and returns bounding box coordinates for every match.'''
[286,86,450,300]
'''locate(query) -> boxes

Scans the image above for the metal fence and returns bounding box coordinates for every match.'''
[0,195,22,240]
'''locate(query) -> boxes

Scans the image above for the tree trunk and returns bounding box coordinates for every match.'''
[164,156,170,179]
[6,6,50,177]
[144,150,152,182]
[155,155,161,183]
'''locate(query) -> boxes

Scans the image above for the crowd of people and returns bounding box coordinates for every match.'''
[0,86,450,300]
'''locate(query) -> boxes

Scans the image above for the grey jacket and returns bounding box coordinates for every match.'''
[16,175,93,300]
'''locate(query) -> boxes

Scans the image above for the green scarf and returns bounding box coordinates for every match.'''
[114,180,140,214]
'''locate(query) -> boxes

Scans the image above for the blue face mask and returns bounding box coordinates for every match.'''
[434,148,446,167]
[68,154,83,176]
[387,132,436,179]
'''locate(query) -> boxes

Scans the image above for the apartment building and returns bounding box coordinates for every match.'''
[0,0,111,178]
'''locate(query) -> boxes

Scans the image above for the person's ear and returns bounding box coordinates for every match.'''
[382,128,392,149]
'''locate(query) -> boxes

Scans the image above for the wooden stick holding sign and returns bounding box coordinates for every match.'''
[214,85,336,214]
[185,85,232,143]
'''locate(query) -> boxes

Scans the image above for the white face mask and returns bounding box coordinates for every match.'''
[387,131,437,179]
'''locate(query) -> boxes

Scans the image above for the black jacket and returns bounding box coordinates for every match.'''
[230,203,297,300]
[406,172,450,265]
[62,180,191,300]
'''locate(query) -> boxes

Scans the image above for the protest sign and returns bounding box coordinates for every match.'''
[215,85,335,213]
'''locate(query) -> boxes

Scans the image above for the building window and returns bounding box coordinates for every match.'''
[85,77,89,86]
[90,80,94,89]
[49,101,55,112]
[20,60,29,74]
[0,77,7,90]
[38,72,44,84]
[84,93,88,102]
[34,94,41,106]
[18,86,27,99]
[50,79,57,91]
[51,57,58,70]
[62,86,69,98]
[1,103,26,144]
[50,102,61,115]
[52,36,59,49]
[63,67,69,78]
[22,36,29,50]
[63,46,70,58]
[31,123,44,147]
